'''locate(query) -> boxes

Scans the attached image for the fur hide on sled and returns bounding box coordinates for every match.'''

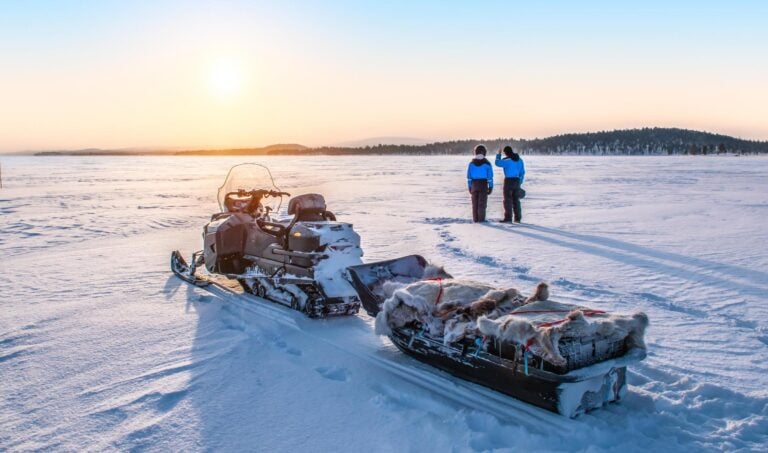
[374,279,550,343]
[477,301,649,366]
[375,278,648,366]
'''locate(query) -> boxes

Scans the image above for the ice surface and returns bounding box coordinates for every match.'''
[1,155,767,451]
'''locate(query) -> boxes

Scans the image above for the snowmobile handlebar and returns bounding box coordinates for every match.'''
[225,189,291,199]
[223,189,291,215]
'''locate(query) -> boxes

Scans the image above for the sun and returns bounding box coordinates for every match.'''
[207,58,244,101]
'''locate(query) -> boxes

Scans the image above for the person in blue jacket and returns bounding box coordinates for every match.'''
[467,144,494,222]
[495,146,525,222]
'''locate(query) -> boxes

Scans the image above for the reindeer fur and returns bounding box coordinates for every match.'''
[376,278,648,366]
[477,302,649,365]
[375,280,548,343]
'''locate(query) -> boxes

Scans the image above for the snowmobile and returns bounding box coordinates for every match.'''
[171,163,364,317]
[346,259,648,417]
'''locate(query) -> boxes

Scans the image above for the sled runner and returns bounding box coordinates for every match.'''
[346,259,648,417]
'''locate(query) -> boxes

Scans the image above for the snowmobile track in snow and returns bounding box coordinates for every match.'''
[184,273,576,433]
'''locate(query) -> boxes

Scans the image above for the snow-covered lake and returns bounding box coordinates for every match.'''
[1,155,767,451]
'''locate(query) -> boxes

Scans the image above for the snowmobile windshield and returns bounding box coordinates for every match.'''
[217,163,283,213]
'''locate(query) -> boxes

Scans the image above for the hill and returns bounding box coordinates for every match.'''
[287,128,767,156]
[173,144,307,156]
[334,137,430,147]
[27,128,768,156]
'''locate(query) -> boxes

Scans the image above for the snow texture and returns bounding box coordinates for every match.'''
[305,222,363,298]
[2,155,768,452]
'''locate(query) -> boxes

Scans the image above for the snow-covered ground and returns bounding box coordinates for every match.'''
[1,155,767,452]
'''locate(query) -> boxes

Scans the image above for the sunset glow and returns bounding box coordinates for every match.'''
[207,57,245,102]
[0,1,766,152]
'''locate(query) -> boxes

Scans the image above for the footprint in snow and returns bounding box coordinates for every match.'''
[222,317,246,332]
[269,336,301,355]
[315,366,349,382]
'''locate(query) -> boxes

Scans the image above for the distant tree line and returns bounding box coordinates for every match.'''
[32,127,768,156]
[266,128,768,156]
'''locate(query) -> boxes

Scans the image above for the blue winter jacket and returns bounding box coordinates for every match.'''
[467,159,494,189]
[495,154,525,184]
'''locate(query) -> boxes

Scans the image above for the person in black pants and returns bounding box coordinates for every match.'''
[466,144,494,222]
[495,146,526,222]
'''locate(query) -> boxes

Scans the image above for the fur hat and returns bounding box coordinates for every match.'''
[474,144,487,156]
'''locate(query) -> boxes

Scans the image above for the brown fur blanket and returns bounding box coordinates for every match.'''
[374,279,549,341]
[478,301,649,366]
[375,279,648,366]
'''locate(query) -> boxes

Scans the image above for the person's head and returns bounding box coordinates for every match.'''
[503,146,514,158]
[473,144,487,160]
[511,152,520,162]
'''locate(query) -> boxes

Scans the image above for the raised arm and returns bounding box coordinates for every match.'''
[494,152,504,167]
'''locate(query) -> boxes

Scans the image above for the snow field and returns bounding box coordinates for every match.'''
[1,155,767,451]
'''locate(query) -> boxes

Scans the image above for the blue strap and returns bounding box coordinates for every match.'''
[523,349,529,376]
[473,337,484,357]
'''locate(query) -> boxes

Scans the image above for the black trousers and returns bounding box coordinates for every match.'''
[503,177,522,222]
[470,179,489,222]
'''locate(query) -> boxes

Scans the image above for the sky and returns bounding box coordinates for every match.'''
[1,0,767,152]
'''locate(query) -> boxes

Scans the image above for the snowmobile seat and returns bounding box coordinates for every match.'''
[288,193,336,222]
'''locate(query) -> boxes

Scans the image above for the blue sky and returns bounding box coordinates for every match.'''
[1,1,766,150]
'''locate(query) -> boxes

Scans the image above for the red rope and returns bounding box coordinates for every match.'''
[537,319,569,328]
[512,309,606,316]
[515,309,606,329]
[424,277,444,305]
[524,338,535,351]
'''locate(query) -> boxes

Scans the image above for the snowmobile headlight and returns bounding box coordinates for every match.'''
[293,232,301,237]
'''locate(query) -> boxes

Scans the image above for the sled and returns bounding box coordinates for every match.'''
[346,257,646,417]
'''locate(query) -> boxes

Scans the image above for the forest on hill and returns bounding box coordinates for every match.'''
[271,128,767,156]
[29,128,767,156]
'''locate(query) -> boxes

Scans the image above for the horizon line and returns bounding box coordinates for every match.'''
[4,126,768,155]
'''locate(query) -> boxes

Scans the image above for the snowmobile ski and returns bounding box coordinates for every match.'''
[170,250,210,287]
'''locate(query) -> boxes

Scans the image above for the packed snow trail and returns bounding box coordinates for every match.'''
[181,273,574,431]
[2,156,767,451]
[171,266,768,451]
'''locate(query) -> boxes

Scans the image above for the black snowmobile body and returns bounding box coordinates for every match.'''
[346,258,645,417]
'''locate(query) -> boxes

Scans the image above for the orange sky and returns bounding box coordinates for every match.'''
[1,1,766,152]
